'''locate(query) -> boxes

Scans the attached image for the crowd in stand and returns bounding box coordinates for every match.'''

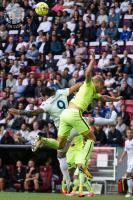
[0,0,133,147]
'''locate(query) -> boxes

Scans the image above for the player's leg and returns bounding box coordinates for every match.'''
[87,110,118,126]
[125,167,133,198]
[58,157,71,193]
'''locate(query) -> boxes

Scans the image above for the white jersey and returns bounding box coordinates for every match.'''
[40,89,69,128]
[124,139,133,165]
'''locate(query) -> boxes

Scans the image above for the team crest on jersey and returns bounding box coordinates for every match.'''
[4,3,24,29]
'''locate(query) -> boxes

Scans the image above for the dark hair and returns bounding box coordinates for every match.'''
[41,86,55,97]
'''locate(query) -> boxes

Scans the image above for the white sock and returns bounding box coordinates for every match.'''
[58,157,71,190]
[127,178,133,194]
[94,111,117,126]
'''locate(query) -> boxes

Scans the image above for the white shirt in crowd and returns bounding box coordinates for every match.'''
[97,57,110,69]
[120,1,130,13]
[27,129,41,144]
[37,21,52,33]
[16,42,28,51]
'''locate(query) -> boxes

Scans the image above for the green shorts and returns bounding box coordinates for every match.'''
[58,108,90,138]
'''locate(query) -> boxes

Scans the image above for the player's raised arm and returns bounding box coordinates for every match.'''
[9,108,44,117]
[85,53,95,80]
[69,82,82,94]
[100,95,123,102]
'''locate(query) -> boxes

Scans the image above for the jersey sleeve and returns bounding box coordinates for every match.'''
[57,88,70,96]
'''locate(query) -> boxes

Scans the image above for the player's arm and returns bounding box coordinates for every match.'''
[118,151,127,164]
[69,82,82,94]
[9,108,45,117]
[100,95,123,102]
[85,52,95,81]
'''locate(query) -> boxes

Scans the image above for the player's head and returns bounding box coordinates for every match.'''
[41,86,55,100]
[92,75,104,93]
[126,129,133,140]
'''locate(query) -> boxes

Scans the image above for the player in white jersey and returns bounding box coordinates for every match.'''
[119,129,133,198]
[9,85,118,193]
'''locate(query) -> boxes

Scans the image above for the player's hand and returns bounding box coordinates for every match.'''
[9,108,21,116]
[116,96,123,101]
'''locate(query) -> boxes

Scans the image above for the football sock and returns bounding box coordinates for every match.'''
[40,137,59,149]
[84,179,93,192]
[79,172,85,193]
[127,178,133,194]
[72,179,79,192]
[58,157,71,191]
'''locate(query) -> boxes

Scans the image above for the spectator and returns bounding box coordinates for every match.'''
[74,40,88,60]
[0,158,8,191]
[96,9,108,25]
[120,25,132,41]
[13,160,26,192]
[107,125,123,147]
[38,34,50,55]
[45,52,57,72]
[24,159,40,192]
[116,116,127,137]
[19,123,30,142]
[11,78,26,98]
[96,21,108,42]
[0,71,6,91]
[27,121,41,144]
[0,131,15,144]
[50,34,64,55]
[97,50,110,70]
[107,22,118,41]
[108,7,120,27]
[37,16,52,33]
[94,126,107,146]
[119,104,130,126]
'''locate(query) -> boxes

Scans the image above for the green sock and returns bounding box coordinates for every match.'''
[83,140,94,165]
[84,179,93,192]
[72,179,79,192]
[79,172,85,193]
[61,179,67,192]
[41,137,59,149]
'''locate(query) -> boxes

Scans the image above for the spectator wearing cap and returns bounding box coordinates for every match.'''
[37,16,52,33]
[66,32,75,46]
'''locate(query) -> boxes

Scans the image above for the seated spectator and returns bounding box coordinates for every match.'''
[96,9,108,26]
[107,22,118,41]
[116,116,127,138]
[52,0,64,13]
[84,20,97,42]
[96,21,108,42]
[9,60,21,76]
[121,72,133,87]
[104,72,116,91]
[11,78,26,98]
[118,104,130,126]
[25,44,39,64]
[6,94,17,109]
[94,126,107,146]
[27,121,41,144]
[107,125,123,147]
[6,73,16,88]
[120,25,132,41]
[74,40,87,60]
[0,91,8,110]
[24,17,38,38]
[15,36,28,56]
[35,80,43,98]
[19,123,30,142]
[60,23,71,41]
[37,34,50,55]
[3,36,16,54]
[120,0,130,14]
[0,24,8,41]
[37,16,52,33]
[66,17,76,32]
[66,32,76,46]
[0,158,8,191]
[50,34,64,55]
[108,7,120,27]
[45,52,57,72]
[97,50,110,70]
[0,9,6,25]
[72,62,84,80]
[0,131,15,144]
[24,159,40,192]
[13,160,26,192]
[24,78,36,98]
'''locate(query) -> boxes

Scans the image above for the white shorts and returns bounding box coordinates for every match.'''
[127,164,133,174]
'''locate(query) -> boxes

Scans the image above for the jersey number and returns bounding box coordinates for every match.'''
[57,100,66,109]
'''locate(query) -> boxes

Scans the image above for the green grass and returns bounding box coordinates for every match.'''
[0,192,127,200]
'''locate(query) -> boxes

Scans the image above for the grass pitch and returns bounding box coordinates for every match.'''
[0,192,127,200]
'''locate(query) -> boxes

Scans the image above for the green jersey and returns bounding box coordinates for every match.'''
[71,79,101,112]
